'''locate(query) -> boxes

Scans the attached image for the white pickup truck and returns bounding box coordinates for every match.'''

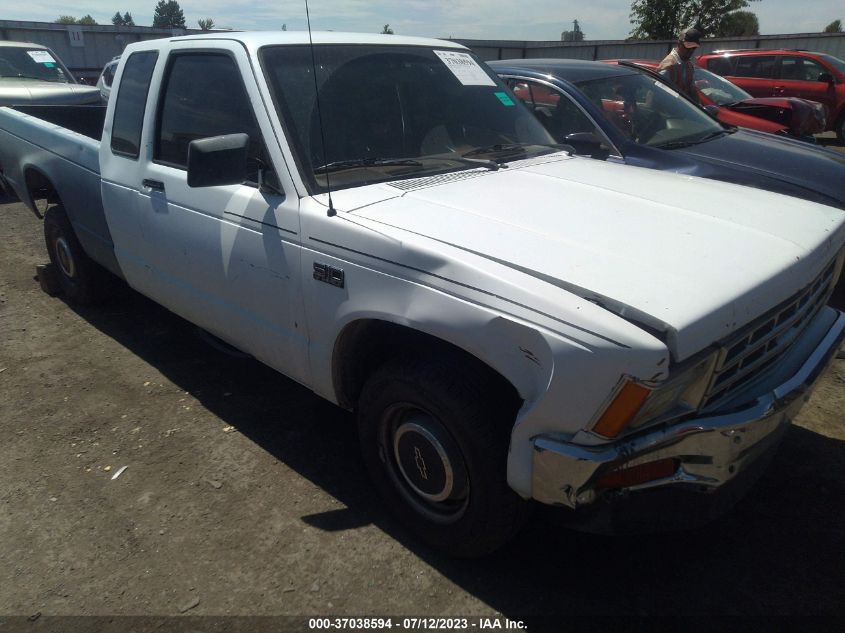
[2,32,844,556]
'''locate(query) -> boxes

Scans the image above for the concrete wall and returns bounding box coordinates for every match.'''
[3,19,845,81]
[454,32,845,63]
[0,20,202,81]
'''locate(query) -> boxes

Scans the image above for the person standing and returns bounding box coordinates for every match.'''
[657,28,701,104]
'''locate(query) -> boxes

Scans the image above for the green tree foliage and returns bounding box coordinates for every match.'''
[381,24,394,34]
[715,10,759,36]
[56,15,98,25]
[152,0,186,29]
[630,0,760,39]
[824,19,843,33]
[112,11,136,26]
[198,18,215,31]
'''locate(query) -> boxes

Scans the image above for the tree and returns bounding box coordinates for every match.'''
[152,0,186,29]
[824,19,843,33]
[715,10,759,36]
[56,15,98,25]
[630,0,761,39]
[198,18,215,31]
[381,24,394,34]
[112,11,136,26]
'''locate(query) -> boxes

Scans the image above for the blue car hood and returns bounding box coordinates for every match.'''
[672,129,845,209]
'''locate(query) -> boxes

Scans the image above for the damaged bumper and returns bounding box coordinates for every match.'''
[531,308,845,511]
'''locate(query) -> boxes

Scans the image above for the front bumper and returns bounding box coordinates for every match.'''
[532,308,845,510]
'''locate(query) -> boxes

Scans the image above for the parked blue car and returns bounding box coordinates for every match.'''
[489,59,845,210]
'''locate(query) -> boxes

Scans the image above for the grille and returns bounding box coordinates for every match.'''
[702,260,836,408]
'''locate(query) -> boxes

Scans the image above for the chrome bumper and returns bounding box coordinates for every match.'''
[532,309,845,509]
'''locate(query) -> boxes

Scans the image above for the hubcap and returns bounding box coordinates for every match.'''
[385,409,469,521]
[54,236,76,278]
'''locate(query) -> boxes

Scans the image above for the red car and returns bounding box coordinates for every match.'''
[615,59,826,141]
[696,49,845,140]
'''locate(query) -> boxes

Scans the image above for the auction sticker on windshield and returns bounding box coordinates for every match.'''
[27,50,57,64]
[434,50,496,86]
[653,80,680,98]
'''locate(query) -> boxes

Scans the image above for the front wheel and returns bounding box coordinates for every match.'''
[43,205,110,304]
[358,356,528,557]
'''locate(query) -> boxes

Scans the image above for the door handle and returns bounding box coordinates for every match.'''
[143,179,165,191]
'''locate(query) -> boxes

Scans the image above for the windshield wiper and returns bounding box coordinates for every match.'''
[463,142,571,162]
[656,130,729,150]
[313,157,424,173]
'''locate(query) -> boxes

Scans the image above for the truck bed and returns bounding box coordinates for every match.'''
[0,104,120,277]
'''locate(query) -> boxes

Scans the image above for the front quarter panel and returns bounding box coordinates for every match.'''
[299,197,670,498]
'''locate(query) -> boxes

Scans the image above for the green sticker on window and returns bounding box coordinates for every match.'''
[494,91,515,106]
[44,62,55,68]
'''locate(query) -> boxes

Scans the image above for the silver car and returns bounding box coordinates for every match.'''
[0,41,101,106]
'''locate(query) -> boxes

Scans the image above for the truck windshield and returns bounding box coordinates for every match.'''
[260,45,556,193]
[0,47,73,83]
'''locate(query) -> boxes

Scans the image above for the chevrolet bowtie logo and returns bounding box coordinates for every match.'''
[413,446,428,480]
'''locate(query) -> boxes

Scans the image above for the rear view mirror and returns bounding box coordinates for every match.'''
[818,72,835,84]
[187,133,249,188]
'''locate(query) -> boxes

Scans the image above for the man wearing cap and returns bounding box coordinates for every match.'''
[657,28,701,103]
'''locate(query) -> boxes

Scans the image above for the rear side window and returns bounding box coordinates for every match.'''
[731,55,776,79]
[103,62,117,87]
[705,57,733,76]
[154,53,269,183]
[111,51,158,158]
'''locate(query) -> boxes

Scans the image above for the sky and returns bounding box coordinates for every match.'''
[2,0,844,41]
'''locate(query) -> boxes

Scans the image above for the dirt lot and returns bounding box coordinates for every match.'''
[1,179,844,628]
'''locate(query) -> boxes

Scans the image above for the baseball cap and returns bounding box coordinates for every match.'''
[680,28,701,48]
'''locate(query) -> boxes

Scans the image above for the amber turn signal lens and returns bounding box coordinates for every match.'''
[592,381,651,438]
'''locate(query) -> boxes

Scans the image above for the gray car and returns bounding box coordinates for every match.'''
[0,41,101,106]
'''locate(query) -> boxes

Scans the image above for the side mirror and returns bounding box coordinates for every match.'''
[187,133,249,188]
[703,104,720,118]
[818,72,835,84]
[564,131,604,154]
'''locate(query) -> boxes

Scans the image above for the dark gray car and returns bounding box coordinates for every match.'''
[490,58,845,210]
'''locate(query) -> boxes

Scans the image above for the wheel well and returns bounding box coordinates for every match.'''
[332,320,521,411]
[24,168,60,214]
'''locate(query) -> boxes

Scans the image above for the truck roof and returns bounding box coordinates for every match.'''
[164,30,467,50]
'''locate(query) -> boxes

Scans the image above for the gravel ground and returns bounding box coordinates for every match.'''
[1,181,844,628]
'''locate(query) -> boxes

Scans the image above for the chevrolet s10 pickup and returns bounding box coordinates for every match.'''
[1,32,844,556]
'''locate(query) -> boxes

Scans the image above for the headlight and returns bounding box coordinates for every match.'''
[590,351,717,439]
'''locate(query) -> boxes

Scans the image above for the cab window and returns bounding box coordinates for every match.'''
[111,51,158,158]
[154,52,274,186]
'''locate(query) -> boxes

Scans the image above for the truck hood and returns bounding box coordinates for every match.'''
[0,83,102,106]
[335,155,845,361]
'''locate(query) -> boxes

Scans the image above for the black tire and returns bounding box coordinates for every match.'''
[836,112,845,143]
[358,355,529,557]
[43,205,110,305]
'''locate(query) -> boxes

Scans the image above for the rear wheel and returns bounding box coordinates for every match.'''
[836,112,845,142]
[358,355,528,557]
[43,205,110,304]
